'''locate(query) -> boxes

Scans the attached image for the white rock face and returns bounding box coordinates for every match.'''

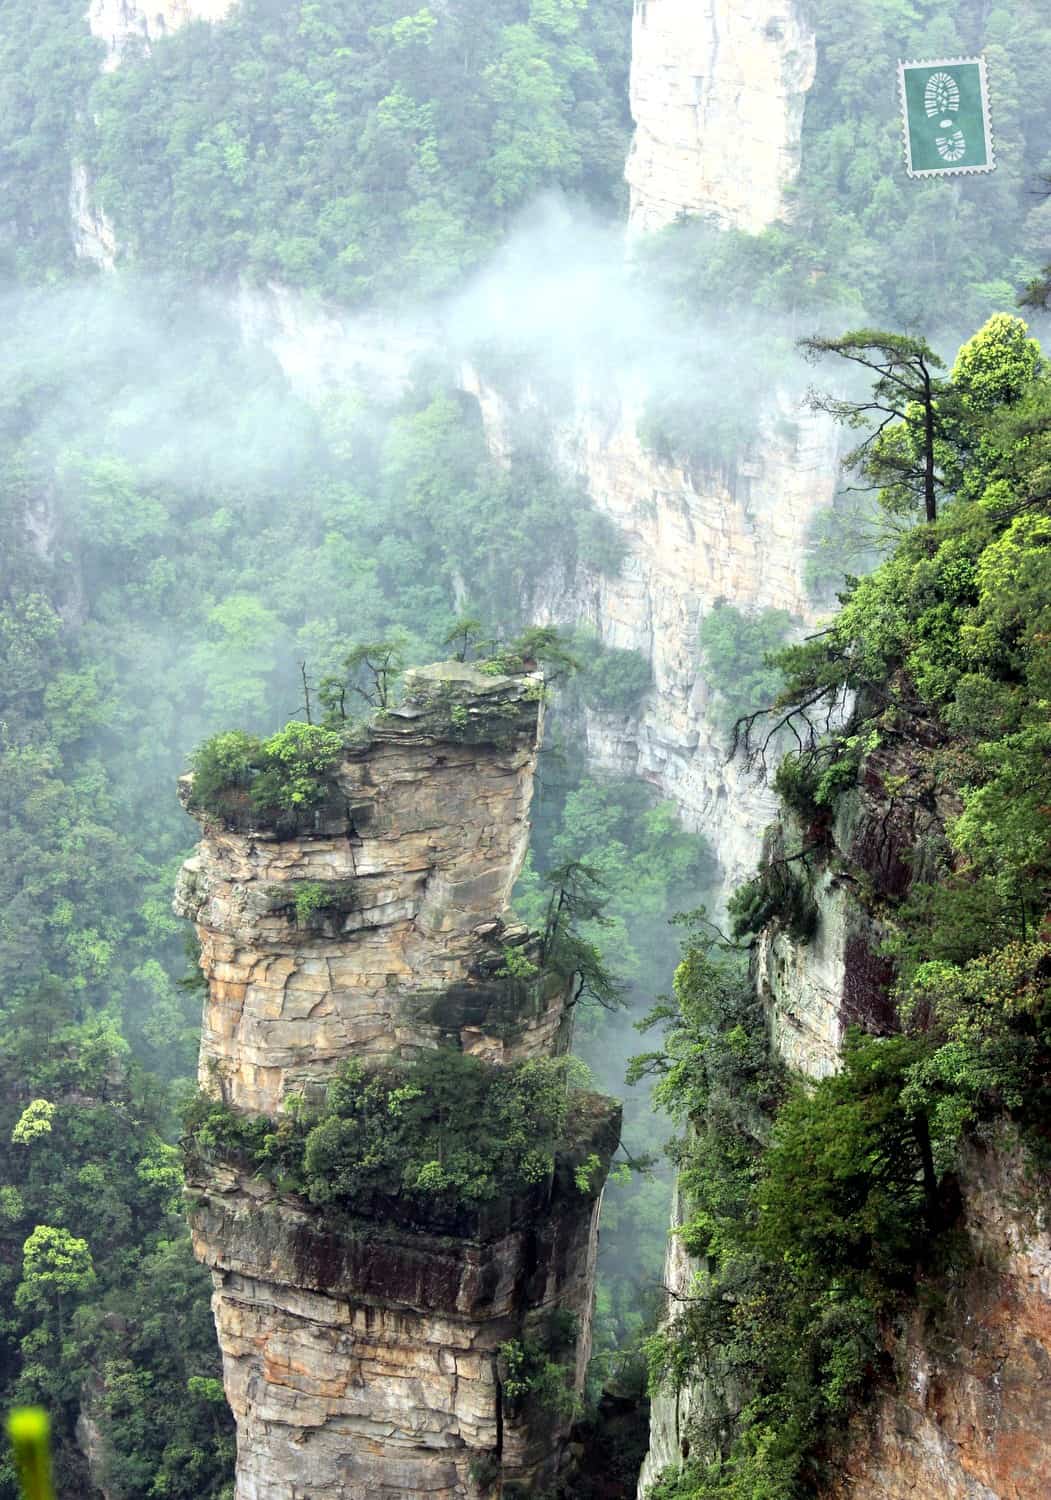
[626,0,817,234]
[87,0,238,69]
[230,280,427,403]
[462,363,840,892]
[70,162,117,268]
[755,866,849,1078]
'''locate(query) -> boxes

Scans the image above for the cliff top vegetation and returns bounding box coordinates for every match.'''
[644,312,1051,1500]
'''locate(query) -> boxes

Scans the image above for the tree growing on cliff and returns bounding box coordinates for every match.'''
[318,638,406,719]
[800,329,950,525]
[539,861,625,1011]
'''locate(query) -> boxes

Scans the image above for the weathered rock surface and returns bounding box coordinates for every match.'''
[187,1124,618,1500]
[625,0,817,234]
[70,163,117,269]
[179,663,619,1498]
[176,665,562,1116]
[88,0,238,69]
[462,364,838,892]
[825,1137,1051,1500]
[641,748,1051,1499]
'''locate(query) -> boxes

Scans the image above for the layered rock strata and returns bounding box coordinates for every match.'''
[625,0,817,234]
[177,663,619,1498]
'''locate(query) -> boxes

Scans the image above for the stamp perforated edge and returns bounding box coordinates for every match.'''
[898,55,996,179]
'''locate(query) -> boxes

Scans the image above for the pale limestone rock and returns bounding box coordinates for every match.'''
[755,865,848,1079]
[87,0,238,70]
[460,363,840,894]
[625,0,817,234]
[230,280,426,403]
[635,1177,698,1495]
[70,163,117,269]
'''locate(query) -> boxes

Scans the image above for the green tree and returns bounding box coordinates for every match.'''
[15,1227,94,1331]
[800,330,950,524]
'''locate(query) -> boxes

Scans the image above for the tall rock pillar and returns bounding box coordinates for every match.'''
[175,663,620,1499]
[626,0,817,234]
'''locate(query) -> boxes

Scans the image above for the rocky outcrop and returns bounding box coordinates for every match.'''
[625,0,817,234]
[178,663,619,1498]
[175,664,561,1116]
[70,163,117,269]
[88,0,238,69]
[230,281,425,404]
[187,1138,616,1500]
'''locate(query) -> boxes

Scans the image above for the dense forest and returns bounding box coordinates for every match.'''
[0,0,1050,1495]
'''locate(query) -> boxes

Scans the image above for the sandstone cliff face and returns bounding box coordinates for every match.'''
[175,665,561,1116]
[187,1145,614,1500]
[179,663,619,1499]
[625,0,817,234]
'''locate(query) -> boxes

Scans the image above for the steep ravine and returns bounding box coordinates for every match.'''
[67,0,831,895]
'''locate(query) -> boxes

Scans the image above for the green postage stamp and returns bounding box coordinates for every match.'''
[899,56,995,177]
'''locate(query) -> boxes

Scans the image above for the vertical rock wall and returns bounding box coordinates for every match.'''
[461,364,839,891]
[177,664,620,1499]
[625,0,817,234]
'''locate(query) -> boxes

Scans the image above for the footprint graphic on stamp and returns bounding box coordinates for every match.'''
[936,129,967,162]
[924,71,960,117]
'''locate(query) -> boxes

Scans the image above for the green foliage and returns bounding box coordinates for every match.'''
[0,0,102,280]
[635,931,980,1500]
[10,1104,54,1148]
[637,0,1051,332]
[189,721,344,825]
[538,860,627,1012]
[697,603,795,735]
[0,1024,233,1499]
[500,1312,581,1420]
[319,638,406,717]
[726,859,819,947]
[82,0,632,305]
[801,328,948,523]
[576,641,652,716]
[650,312,1051,1500]
[185,1050,595,1211]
